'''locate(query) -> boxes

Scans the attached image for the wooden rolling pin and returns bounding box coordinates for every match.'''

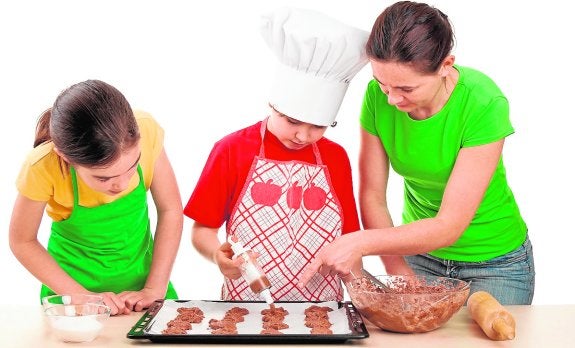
[467,291,516,340]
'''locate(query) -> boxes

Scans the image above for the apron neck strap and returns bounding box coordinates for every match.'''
[69,166,80,207]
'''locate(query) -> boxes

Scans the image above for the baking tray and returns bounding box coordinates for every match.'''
[127,299,369,343]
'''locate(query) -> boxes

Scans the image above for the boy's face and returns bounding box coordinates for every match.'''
[267,108,328,150]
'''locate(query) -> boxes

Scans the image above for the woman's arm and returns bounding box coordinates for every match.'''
[365,139,505,255]
[359,129,413,275]
[122,148,182,309]
[301,138,505,285]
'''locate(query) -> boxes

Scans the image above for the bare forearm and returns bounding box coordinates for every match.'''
[359,217,461,257]
[10,239,86,293]
[361,196,413,274]
[360,196,394,230]
[146,209,182,291]
[191,223,221,263]
[365,219,415,275]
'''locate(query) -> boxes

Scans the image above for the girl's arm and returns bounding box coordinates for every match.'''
[10,194,131,315]
[301,138,504,285]
[9,195,86,293]
[121,148,182,310]
[358,129,413,275]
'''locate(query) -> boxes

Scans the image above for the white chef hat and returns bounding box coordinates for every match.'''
[260,7,369,127]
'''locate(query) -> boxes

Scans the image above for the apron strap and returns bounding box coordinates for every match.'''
[311,142,323,165]
[70,167,80,207]
[258,118,268,158]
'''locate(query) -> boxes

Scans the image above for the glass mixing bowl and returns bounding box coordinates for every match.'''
[346,274,470,333]
[42,294,110,343]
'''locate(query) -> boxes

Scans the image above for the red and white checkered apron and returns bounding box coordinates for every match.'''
[222,119,344,301]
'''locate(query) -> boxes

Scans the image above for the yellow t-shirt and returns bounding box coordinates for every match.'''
[16,110,164,221]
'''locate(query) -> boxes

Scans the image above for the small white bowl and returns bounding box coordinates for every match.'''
[44,303,111,342]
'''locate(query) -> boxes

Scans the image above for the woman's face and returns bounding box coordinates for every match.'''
[267,109,328,150]
[72,144,141,196]
[370,59,449,118]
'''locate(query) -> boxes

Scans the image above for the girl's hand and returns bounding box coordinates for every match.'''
[95,291,130,316]
[118,287,165,313]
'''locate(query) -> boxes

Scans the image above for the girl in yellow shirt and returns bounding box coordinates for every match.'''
[9,80,182,315]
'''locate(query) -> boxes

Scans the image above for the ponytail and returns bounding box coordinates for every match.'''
[33,109,52,147]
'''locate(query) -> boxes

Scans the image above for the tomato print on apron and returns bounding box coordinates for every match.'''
[41,165,177,299]
[222,118,344,301]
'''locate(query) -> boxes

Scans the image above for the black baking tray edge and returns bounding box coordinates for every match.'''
[127,299,369,344]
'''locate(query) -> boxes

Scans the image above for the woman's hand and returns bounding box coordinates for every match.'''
[298,233,363,288]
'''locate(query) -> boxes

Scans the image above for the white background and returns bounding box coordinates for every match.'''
[0,0,572,305]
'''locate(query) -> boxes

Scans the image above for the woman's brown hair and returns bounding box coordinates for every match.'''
[366,1,454,74]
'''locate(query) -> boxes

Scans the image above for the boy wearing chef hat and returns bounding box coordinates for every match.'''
[184,7,368,301]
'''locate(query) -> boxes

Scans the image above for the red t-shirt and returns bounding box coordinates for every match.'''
[184,120,360,233]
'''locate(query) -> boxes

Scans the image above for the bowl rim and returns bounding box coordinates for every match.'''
[347,274,471,295]
[41,294,105,306]
[43,303,112,317]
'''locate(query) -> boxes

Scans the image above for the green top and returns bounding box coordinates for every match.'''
[360,65,527,262]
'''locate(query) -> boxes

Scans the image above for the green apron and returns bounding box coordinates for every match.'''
[41,165,177,299]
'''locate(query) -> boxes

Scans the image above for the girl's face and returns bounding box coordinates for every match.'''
[267,109,328,150]
[72,144,141,196]
[370,57,453,119]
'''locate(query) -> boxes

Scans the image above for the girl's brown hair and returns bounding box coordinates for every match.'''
[34,80,140,167]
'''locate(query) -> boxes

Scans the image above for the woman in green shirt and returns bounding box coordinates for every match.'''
[299,1,534,304]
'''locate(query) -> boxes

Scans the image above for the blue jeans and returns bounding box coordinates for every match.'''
[405,236,535,305]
